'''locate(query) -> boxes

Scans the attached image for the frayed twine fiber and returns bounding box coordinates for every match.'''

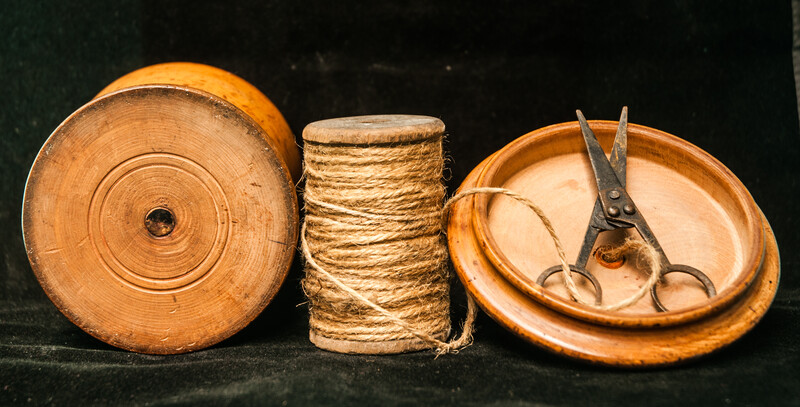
[301,135,477,356]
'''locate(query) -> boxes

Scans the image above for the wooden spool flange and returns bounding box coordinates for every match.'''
[22,63,300,354]
[302,114,449,354]
[447,121,780,367]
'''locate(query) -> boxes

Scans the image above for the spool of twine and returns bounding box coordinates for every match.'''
[301,115,475,355]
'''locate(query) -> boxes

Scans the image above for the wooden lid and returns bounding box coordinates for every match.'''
[303,114,444,145]
[22,85,298,354]
[447,120,779,366]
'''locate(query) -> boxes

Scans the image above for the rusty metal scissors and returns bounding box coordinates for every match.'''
[536,108,716,311]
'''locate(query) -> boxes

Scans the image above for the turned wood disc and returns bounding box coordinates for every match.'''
[303,114,445,145]
[302,114,448,355]
[447,121,779,366]
[307,330,450,355]
[22,85,298,354]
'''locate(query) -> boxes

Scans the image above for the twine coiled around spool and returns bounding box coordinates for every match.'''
[301,119,476,355]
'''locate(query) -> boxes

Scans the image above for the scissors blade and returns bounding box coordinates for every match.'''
[576,110,624,192]
[609,107,627,187]
[575,221,602,268]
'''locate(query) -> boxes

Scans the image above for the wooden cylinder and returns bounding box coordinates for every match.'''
[22,63,300,354]
[447,120,780,367]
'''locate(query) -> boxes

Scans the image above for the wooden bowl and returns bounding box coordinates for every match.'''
[22,63,300,354]
[447,120,780,366]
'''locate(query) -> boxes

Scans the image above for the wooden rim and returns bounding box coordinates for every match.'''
[309,329,450,355]
[302,114,445,145]
[448,155,779,367]
[470,121,764,328]
[22,85,298,354]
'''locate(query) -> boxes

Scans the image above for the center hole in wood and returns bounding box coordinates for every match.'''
[594,245,625,269]
[145,208,175,237]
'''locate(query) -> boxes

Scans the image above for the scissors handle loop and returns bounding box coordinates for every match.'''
[536,265,603,306]
[650,264,717,312]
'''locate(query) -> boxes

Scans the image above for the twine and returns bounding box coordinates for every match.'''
[443,188,662,312]
[301,135,476,355]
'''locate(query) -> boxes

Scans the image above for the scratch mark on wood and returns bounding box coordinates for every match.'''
[76,236,90,248]
[268,239,289,246]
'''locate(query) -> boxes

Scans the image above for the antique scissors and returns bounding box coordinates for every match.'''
[536,108,716,311]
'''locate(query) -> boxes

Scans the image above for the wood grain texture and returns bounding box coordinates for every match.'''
[22,73,299,354]
[98,62,301,182]
[308,330,449,355]
[302,114,444,145]
[446,121,779,367]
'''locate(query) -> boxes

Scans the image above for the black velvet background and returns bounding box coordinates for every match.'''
[1,1,798,405]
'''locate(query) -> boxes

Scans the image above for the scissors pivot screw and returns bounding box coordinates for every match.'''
[607,206,621,217]
[623,204,636,215]
[608,190,621,199]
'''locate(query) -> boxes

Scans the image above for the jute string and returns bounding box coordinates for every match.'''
[302,137,662,356]
[301,135,476,355]
[443,188,663,312]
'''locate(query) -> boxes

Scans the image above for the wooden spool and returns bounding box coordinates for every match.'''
[22,63,300,354]
[302,114,449,354]
[447,120,780,367]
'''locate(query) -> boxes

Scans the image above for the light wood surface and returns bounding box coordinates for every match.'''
[303,114,444,145]
[98,62,301,182]
[23,68,299,354]
[447,121,778,366]
[308,330,449,355]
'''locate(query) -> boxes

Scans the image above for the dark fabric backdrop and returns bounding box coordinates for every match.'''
[1,1,798,405]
